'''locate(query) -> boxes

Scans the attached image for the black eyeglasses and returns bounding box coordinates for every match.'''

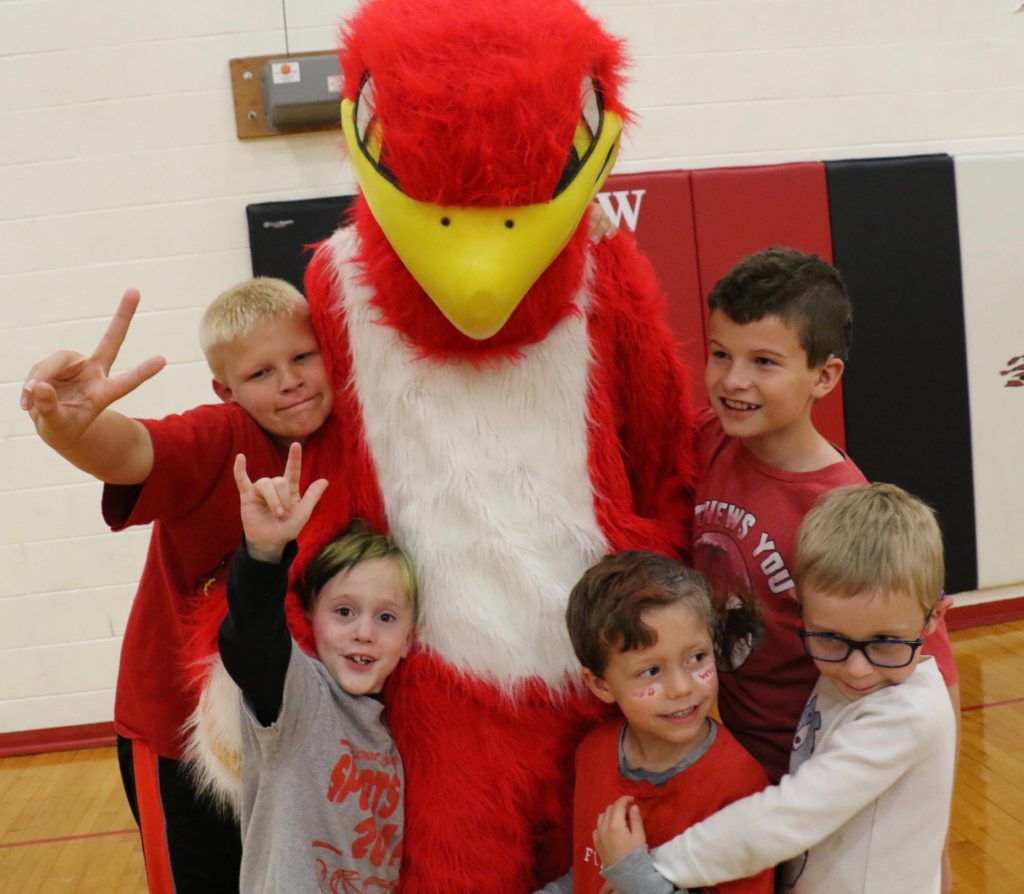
[797,625,927,669]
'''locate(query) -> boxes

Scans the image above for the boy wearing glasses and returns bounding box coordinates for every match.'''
[594,483,956,894]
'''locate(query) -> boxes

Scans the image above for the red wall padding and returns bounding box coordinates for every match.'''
[603,171,705,409]
[689,162,845,448]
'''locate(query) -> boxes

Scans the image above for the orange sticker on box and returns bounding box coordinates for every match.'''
[272,61,301,84]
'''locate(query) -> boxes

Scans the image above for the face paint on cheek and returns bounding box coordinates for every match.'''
[629,681,663,700]
[693,664,717,688]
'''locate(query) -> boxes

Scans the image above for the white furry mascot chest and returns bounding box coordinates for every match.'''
[335,226,605,686]
[191,1,697,891]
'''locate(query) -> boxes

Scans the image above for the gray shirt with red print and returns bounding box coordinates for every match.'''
[222,544,404,893]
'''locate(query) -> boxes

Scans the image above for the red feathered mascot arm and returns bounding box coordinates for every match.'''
[587,232,698,559]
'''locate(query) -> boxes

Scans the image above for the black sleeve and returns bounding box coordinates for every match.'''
[217,538,297,727]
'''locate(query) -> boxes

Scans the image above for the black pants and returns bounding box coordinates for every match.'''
[116,735,241,893]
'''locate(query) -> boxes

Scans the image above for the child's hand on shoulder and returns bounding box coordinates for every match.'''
[234,442,328,563]
[594,796,648,869]
[588,202,617,242]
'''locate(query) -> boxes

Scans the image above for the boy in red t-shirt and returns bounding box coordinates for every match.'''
[534,551,773,894]
[21,278,334,894]
[686,247,959,887]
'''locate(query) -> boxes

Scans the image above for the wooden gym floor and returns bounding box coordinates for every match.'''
[1,620,1022,892]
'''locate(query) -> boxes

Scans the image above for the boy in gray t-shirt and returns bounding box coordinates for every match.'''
[220,442,417,893]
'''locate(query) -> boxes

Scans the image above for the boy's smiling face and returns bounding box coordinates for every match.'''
[800,585,943,700]
[212,311,333,448]
[309,557,415,695]
[704,309,841,463]
[584,602,717,771]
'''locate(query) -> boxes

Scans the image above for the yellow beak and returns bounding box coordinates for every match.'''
[342,98,622,340]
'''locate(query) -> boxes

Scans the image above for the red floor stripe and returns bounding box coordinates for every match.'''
[961,694,1024,713]
[0,827,137,850]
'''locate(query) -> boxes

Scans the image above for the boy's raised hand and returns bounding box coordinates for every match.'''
[20,289,166,451]
[594,796,648,870]
[234,442,328,564]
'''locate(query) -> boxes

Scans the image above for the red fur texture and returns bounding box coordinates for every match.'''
[338,0,630,206]
[180,574,230,701]
[585,235,699,552]
[384,651,611,890]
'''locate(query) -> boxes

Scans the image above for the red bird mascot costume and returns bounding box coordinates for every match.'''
[189,1,697,891]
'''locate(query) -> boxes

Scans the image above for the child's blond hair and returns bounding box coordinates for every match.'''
[795,483,944,616]
[301,519,418,620]
[199,277,308,378]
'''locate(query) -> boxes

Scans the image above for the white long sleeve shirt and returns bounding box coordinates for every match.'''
[650,658,955,894]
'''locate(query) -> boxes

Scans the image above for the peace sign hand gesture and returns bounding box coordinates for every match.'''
[20,289,166,453]
[234,442,329,564]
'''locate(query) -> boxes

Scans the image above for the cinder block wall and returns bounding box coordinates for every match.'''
[2,0,1022,733]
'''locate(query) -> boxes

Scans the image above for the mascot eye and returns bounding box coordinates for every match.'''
[552,75,605,199]
[354,73,399,186]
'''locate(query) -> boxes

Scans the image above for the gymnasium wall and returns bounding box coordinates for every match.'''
[2,0,1022,737]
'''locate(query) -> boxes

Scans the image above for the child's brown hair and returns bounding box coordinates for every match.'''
[709,246,853,365]
[566,551,759,677]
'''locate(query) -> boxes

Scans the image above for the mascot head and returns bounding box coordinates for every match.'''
[336,0,631,355]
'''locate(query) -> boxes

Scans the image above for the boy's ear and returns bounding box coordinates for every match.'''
[811,355,845,400]
[925,594,954,634]
[582,668,617,705]
[211,379,235,404]
[400,626,415,660]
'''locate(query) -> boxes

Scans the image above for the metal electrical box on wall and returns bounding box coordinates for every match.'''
[262,55,342,130]
[229,51,342,139]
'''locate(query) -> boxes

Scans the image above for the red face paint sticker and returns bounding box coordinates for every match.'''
[694,664,716,685]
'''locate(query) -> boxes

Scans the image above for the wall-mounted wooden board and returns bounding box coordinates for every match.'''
[229,51,341,140]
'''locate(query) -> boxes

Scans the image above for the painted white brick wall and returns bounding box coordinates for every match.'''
[1,0,1022,734]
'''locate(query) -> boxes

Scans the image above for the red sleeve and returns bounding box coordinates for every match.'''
[101,404,242,530]
[921,616,959,687]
